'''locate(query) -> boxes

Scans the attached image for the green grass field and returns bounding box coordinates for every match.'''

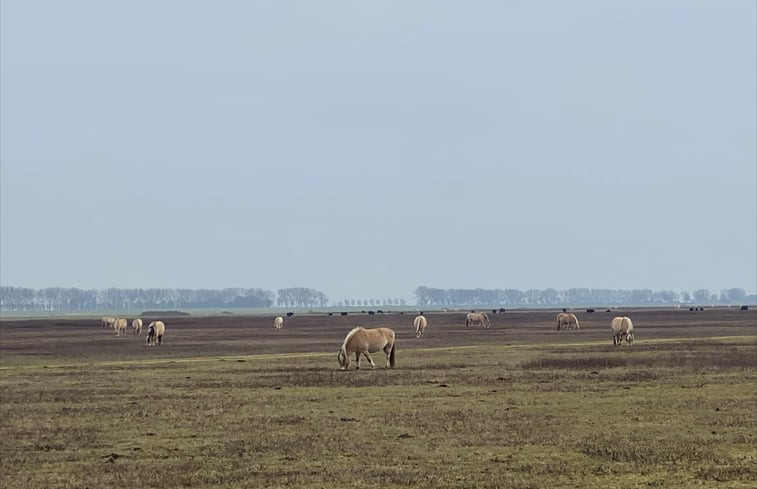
[2,336,755,489]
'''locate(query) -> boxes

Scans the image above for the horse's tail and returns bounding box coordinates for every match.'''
[389,340,396,368]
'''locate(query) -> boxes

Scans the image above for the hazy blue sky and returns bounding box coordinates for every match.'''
[1,1,755,302]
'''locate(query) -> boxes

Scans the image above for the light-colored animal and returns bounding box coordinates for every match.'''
[466,312,491,328]
[413,315,428,338]
[274,316,284,329]
[556,313,580,330]
[337,327,396,370]
[132,318,143,335]
[611,316,634,345]
[113,318,128,336]
[146,321,166,346]
[101,317,116,329]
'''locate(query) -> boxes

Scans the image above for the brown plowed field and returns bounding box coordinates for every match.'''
[1,307,754,366]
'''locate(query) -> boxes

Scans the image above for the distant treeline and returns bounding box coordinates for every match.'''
[0,287,328,312]
[414,286,756,307]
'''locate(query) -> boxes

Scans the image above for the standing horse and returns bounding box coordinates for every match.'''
[557,313,580,330]
[611,317,634,345]
[337,327,396,370]
[132,318,143,335]
[466,312,491,328]
[113,318,128,336]
[413,315,428,338]
[146,321,166,346]
[273,316,284,330]
[101,317,116,329]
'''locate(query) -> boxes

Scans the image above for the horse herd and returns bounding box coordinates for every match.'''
[100,316,166,345]
[100,311,634,369]
[279,312,635,371]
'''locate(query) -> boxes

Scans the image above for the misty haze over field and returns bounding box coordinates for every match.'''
[1,2,755,303]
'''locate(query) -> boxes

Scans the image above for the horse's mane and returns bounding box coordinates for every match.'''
[342,327,364,348]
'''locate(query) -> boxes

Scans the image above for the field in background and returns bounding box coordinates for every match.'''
[1,309,755,488]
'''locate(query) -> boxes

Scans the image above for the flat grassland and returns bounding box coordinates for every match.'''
[1,308,755,488]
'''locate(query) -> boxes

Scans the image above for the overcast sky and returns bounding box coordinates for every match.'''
[1,1,755,302]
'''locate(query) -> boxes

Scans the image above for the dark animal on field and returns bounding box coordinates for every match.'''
[586,309,595,313]
[740,305,748,311]
[368,311,375,315]
[340,312,348,316]
[286,312,294,317]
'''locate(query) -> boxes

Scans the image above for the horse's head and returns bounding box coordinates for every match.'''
[337,347,347,370]
[626,333,634,345]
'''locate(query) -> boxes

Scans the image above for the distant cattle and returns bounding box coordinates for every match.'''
[740,305,749,311]
[605,309,612,313]
[562,308,567,313]
[586,309,595,313]
[340,312,348,316]
[498,308,506,314]
[328,312,333,316]
[368,311,375,315]
[286,312,294,317]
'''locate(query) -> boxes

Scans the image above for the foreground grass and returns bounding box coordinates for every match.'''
[1,338,756,488]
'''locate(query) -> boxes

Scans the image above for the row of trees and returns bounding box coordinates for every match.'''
[1,285,753,312]
[414,286,755,307]
[275,288,328,308]
[0,287,278,312]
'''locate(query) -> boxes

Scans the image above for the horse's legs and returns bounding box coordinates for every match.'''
[355,352,361,369]
[363,353,375,368]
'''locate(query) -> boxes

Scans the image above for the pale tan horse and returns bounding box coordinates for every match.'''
[337,327,396,370]
[101,317,116,329]
[611,317,634,345]
[274,316,284,330]
[556,313,580,330]
[466,312,491,328]
[146,321,166,346]
[113,318,128,336]
[132,318,143,335]
[413,315,428,338]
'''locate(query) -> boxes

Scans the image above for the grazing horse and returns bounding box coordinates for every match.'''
[273,316,284,329]
[413,315,428,338]
[113,318,128,336]
[101,317,116,329]
[132,318,143,335]
[466,312,491,328]
[146,321,166,346]
[337,327,396,370]
[611,317,634,345]
[556,313,580,330]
